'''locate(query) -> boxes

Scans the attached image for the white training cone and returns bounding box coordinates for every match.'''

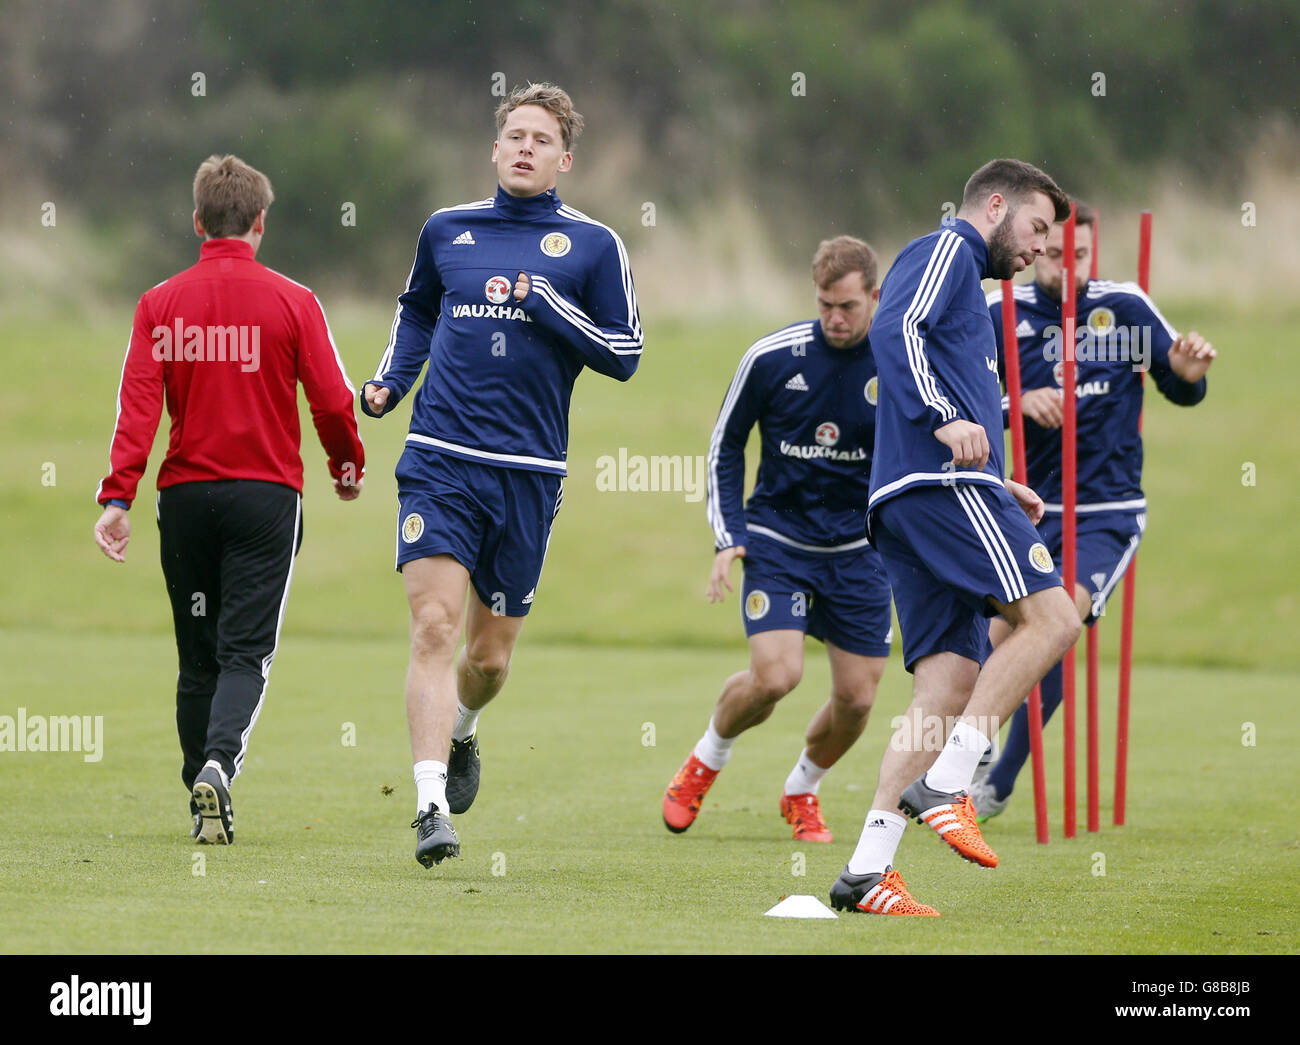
[763,894,837,919]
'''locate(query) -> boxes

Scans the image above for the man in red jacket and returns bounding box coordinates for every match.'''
[93,154,366,845]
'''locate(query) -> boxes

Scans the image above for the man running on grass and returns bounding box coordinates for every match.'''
[828,159,1081,917]
[363,83,643,869]
[663,236,893,844]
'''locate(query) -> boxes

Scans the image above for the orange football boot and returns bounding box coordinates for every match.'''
[829,864,939,916]
[662,753,720,833]
[780,792,833,843]
[899,777,999,868]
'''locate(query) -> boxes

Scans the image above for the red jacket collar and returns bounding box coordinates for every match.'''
[199,238,256,261]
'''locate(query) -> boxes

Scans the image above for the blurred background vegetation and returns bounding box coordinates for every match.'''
[3,0,1297,309]
[2,0,1296,669]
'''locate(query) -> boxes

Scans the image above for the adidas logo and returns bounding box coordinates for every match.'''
[1015,319,1035,338]
[785,372,809,391]
[868,818,888,828]
[522,587,535,604]
[452,231,476,245]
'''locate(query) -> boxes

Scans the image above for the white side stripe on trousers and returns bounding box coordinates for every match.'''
[233,494,302,780]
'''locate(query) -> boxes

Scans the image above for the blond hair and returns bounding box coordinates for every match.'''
[193,154,274,238]
[812,236,879,291]
[495,83,584,151]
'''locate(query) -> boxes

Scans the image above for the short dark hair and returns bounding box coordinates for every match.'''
[193,154,273,238]
[812,236,879,291]
[962,159,1070,222]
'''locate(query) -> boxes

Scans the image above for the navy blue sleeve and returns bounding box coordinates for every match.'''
[365,216,443,416]
[525,231,643,381]
[872,237,969,432]
[706,352,765,550]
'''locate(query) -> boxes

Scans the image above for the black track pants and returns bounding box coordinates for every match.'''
[157,480,302,796]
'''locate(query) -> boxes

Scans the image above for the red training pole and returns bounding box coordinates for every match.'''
[1090,208,1100,281]
[1061,204,1079,839]
[1002,285,1029,485]
[1001,282,1049,845]
[1115,211,1151,826]
[1086,205,1101,832]
[1137,211,1152,290]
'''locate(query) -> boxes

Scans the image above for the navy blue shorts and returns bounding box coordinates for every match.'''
[394,447,563,617]
[872,483,1064,672]
[1038,508,1145,623]
[739,531,893,657]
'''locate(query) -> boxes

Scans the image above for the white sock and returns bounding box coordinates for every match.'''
[204,758,231,791]
[414,759,448,815]
[452,702,480,742]
[693,718,735,772]
[784,750,829,796]
[926,721,992,794]
[847,809,906,875]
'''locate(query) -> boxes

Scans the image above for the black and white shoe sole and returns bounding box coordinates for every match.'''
[192,781,233,845]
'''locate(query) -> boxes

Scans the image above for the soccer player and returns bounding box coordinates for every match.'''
[971,203,1215,820]
[662,237,892,844]
[94,154,366,845]
[363,83,642,869]
[827,159,1082,917]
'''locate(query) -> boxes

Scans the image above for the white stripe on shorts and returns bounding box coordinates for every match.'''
[953,486,1027,603]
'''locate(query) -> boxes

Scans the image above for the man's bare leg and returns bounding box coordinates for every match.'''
[987,581,1090,651]
[662,630,803,832]
[404,555,471,768]
[959,586,1081,738]
[834,652,980,902]
[403,554,471,866]
[780,642,888,841]
[891,586,1080,867]
[976,583,1092,810]
[802,641,886,771]
[711,630,806,738]
[444,591,527,815]
[456,593,527,715]
[870,652,980,814]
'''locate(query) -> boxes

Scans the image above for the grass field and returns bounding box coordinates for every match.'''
[1,300,1297,954]
[2,630,1296,954]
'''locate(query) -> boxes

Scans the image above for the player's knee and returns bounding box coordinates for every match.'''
[1050,596,1084,653]
[409,605,460,660]
[1019,588,1082,655]
[463,643,511,683]
[1074,586,1096,621]
[751,663,802,702]
[830,686,875,721]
